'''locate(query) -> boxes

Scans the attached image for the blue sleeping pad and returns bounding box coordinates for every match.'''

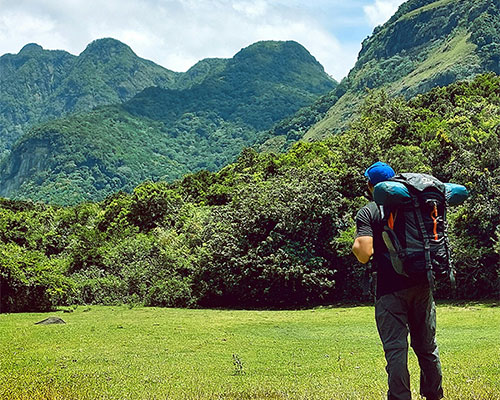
[444,183,469,206]
[373,181,410,207]
[373,181,468,207]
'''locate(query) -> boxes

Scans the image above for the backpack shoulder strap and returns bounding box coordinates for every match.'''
[410,194,435,287]
[377,204,385,220]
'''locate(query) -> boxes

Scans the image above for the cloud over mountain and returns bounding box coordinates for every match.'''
[363,0,406,26]
[0,0,389,80]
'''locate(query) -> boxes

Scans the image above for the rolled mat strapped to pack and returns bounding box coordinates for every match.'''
[373,181,469,207]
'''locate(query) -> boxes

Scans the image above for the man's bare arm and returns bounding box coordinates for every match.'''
[352,236,373,264]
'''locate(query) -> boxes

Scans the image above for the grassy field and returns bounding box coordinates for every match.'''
[0,303,499,400]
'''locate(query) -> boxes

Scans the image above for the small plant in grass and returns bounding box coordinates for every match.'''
[232,353,245,375]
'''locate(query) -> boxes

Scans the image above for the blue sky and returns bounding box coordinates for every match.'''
[0,0,406,80]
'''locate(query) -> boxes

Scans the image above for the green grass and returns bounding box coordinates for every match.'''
[0,304,499,399]
[399,0,456,21]
[390,30,479,94]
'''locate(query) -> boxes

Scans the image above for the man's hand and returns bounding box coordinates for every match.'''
[352,236,374,264]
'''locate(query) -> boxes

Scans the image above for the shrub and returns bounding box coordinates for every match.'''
[145,278,194,307]
[0,243,74,312]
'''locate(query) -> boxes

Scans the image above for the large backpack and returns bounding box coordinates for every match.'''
[373,173,467,288]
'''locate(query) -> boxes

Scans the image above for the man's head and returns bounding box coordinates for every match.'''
[364,161,395,189]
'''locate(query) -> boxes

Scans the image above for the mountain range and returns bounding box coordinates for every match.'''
[1,0,500,204]
[0,39,335,204]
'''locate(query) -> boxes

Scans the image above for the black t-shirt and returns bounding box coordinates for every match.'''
[355,201,427,298]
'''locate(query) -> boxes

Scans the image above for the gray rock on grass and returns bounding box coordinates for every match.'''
[35,317,66,325]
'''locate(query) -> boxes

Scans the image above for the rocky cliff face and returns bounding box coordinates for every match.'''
[0,140,52,199]
[0,45,76,158]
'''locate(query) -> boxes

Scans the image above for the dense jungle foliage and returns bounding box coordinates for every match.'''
[1,73,499,312]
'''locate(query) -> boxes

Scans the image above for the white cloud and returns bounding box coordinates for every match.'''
[232,0,268,18]
[363,0,406,27]
[0,0,372,80]
[1,13,53,34]
[0,7,70,53]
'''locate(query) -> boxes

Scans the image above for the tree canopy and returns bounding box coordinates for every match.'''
[1,73,499,312]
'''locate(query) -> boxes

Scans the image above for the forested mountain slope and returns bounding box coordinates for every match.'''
[0,38,179,158]
[264,0,500,149]
[0,41,336,204]
[4,0,498,205]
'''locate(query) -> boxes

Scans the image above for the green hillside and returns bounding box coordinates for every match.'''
[263,0,500,149]
[0,44,76,159]
[1,73,499,312]
[0,41,336,204]
[0,38,179,158]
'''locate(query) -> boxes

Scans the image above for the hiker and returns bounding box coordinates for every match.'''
[352,161,444,400]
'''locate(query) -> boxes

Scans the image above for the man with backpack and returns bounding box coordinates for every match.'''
[352,161,444,400]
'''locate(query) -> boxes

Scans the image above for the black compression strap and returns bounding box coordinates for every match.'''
[412,196,435,289]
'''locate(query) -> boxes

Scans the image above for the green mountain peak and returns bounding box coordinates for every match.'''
[18,43,44,55]
[233,40,326,74]
[79,38,137,60]
[0,37,179,157]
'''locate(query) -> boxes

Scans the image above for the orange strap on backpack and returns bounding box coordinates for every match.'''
[387,211,396,230]
[430,204,439,240]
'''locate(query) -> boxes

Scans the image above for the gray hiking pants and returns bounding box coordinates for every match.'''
[375,284,443,400]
